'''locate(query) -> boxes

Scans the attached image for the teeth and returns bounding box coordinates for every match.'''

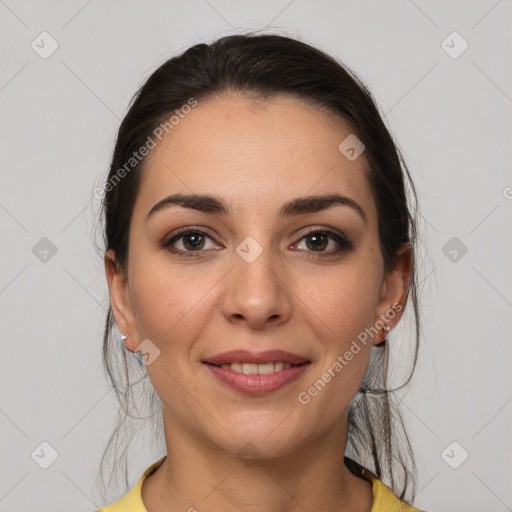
[256,363,274,375]
[219,361,297,374]
[243,363,258,375]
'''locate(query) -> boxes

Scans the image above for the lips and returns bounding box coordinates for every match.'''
[204,361,310,394]
[202,349,311,395]
[202,349,310,366]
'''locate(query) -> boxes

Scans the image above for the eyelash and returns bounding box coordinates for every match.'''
[161,226,353,259]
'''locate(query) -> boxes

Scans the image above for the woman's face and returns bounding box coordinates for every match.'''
[106,93,410,459]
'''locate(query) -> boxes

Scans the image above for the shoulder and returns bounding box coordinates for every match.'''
[368,475,425,511]
[94,456,167,512]
[344,456,426,512]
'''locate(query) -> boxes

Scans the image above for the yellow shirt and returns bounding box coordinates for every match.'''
[96,456,424,511]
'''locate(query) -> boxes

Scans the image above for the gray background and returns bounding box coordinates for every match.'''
[1,1,511,511]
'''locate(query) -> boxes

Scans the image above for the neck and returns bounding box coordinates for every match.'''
[141,408,373,512]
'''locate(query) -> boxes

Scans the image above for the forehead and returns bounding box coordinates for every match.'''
[133,93,377,224]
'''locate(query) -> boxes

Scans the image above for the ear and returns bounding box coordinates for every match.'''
[373,243,412,346]
[104,249,141,352]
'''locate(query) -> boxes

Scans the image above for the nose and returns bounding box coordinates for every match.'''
[222,238,292,330]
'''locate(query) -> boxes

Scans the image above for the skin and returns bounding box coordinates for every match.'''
[105,93,412,512]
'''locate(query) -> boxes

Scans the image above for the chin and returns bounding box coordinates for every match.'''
[204,421,309,463]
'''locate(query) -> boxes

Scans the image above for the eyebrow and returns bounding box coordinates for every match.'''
[146,192,367,225]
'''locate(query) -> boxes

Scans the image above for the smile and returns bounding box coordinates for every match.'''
[209,361,301,374]
[203,361,311,395]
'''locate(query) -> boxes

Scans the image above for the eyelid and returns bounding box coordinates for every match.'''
[161,228,221,259]
[292,226,353,251]
[296,226,349,241]
[162,226,218,245]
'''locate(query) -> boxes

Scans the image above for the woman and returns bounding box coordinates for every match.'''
[96,32,425,511]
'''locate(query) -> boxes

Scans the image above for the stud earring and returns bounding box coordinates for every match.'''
[120,334,134,352]
[375,325,390,347]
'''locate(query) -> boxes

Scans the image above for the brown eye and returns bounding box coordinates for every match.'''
[162,228,219,257]
[294,228,353,256]
[305,233,329,251]
[182,232,206,251]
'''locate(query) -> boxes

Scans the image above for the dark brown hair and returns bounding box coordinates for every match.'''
[94,31,421,505]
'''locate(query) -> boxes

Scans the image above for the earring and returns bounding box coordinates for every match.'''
[120,334,134,352]
[375,325,390,347]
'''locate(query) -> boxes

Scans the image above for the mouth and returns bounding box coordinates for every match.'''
[202,349,310,367]
[202,349,311,395]
[204,361,309,374]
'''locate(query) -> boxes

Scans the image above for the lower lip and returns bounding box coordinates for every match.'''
[204,363,310,395]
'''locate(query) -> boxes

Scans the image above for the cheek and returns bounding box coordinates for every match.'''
[298,261,383,346]
[129,257,220,350]
[295,269,379,419]
[128,223,199,329]
[129,266,218,400]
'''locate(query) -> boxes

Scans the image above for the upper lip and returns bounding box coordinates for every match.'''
[203,349,310,366]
